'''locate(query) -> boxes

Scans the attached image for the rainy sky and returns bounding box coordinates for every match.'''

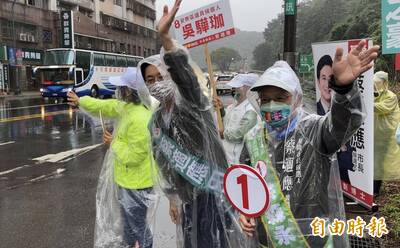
[156,0,283,32]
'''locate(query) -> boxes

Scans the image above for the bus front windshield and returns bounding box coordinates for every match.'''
[39,68,74,85]
[43,50,74,65]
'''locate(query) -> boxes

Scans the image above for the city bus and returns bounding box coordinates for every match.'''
[34,48,143,98]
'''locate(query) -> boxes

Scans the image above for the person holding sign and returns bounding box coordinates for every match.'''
[373,71,400,195]
[137,0,247,247]
[239,41,379,247]
[67,68,158,248]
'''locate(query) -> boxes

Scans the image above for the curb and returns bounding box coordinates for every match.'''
[0,93,42,101]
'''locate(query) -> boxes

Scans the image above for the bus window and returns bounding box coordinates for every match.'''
[105,55,116,67]
[94,53,105,66]
[76,51,91,79]
[43,50,74,65]
[127,57,138,67]
[39,68,74,85]
[117,56,127,67]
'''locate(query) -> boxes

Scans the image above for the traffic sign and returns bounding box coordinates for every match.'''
[299,54,314,73]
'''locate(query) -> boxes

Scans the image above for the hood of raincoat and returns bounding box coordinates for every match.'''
[138,54,171,83]
[248,61,303,139]
[138,53,211,106]
[135,55,175,110]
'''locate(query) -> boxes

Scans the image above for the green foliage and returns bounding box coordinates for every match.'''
[253,0,393,76]
[188,29,264,70]
[381,193,400,239]
[211,47,242,73]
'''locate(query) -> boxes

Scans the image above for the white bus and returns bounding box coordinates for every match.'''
[34,48,143,98]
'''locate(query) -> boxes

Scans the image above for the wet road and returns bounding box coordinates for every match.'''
[0,97,176,248]
[0,90,315,248]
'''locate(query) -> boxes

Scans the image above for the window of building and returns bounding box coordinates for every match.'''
[114,0,122,6]
[42,30,52,43]
[27,0,36,6]
[1,20,13,39]
[138,46,141,56]
[127,44,131,54]
[120,43,126,54]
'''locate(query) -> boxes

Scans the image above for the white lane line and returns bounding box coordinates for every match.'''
[0,103,67,111]
[0,141,15,146]
[32,143,103,163]
[0,164,31,176]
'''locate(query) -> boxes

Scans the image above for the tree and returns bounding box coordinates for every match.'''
[211,47,242,73]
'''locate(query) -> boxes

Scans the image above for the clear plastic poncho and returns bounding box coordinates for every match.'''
[242,61,363,247]
[77,86,159,248]
[373,78,400,180]
[137,47,251,248]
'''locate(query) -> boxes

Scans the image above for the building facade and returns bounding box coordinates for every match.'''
[0,0,158,92]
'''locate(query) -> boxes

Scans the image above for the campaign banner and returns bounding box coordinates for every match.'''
[382,0,400,54]
[312,39,374,208]
[172,0,235,49]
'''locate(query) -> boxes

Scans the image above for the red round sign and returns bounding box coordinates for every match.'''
[223,164,270,218]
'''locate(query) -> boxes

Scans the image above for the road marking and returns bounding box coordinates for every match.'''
[32,143,103,163]
[0,109,76,123]
[0,103,67,112]
[0,141,15,146]
[0,164,32,176]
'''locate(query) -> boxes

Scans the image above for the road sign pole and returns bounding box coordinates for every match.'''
[283,0,298,71]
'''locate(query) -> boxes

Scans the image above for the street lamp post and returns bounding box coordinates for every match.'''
[11,0,21,95]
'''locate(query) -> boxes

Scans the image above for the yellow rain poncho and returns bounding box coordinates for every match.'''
[374,71,400,180]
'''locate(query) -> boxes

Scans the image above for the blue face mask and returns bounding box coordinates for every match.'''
[260,101,291,128]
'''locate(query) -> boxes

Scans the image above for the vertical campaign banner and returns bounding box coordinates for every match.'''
[312,40,374,208]
[61,11,74,49]
[382,0,400,54]
[172,0,236,49]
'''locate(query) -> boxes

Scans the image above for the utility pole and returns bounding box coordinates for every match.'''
[283,0,298,71]
[11,0,21,95]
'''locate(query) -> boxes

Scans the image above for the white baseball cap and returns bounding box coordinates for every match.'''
[109,67,144,90]
[250,61,301,96]
[228,73,260,88]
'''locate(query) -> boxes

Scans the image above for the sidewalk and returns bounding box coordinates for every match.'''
[0,91,42,100]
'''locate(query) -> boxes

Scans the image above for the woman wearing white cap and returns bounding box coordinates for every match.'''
[214,73,260,165]
[67,68,157,248]
[239,40,379,247]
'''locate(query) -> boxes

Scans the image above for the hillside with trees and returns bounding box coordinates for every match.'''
[253,0,387,74]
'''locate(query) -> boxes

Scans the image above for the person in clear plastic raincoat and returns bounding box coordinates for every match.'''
[214,73,260,165]
[136,1,248,247]
[373,71,400,194]
[238,40,379,247]
[67,68,158,248]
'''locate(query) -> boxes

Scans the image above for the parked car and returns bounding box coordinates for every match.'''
[216,74,234,95]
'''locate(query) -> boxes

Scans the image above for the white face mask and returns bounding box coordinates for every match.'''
[147,80,175,103]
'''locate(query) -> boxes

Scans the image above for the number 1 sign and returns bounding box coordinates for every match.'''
[224,164,270,218]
